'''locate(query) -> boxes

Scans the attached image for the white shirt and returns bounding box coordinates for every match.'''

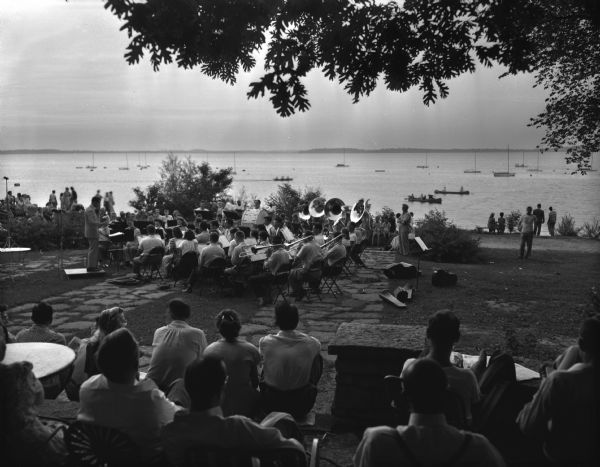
[354,414,505,467]
[259,330,321,390]
[138,234,165,254]
[78,374,178,460]
[146,320,207,391]
[403,358,481,423]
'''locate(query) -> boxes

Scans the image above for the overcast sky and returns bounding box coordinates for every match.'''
[0,0,548,151]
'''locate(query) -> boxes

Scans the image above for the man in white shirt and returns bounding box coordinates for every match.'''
[162,356,304,467]
[259,302,322,419]
[78,328,179,462]
[133,224,165,277]
[146,299,207,391]
[288,235,323,300]
[354,359,505,467]
[518,206,536,259]
[198,232,226,269]
[248,235,290,306]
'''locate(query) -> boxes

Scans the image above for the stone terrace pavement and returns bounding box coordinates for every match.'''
[4,249,401,372]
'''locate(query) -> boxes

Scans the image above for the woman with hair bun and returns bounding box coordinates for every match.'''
[65,307,127,401]
[203,309,261,417]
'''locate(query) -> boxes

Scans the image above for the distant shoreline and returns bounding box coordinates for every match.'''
[0,147,551,155]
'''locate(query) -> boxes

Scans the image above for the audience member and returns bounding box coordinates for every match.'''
[517,317,600,464]
[0,358,67,466]
[259,302,322,419]
[122,216,142,266]
[78,328,179,461]
[160,226,184,277]
[198,231,226,269]
[161,356,304,467]
[146,299,207,392]
[0,304,14,345]
[354,359,505,467]
[15,302,66,345]
[203,309,261,416]
[195,221,210,244]
[402,311,481,425]
[66,307,127,401]
[180,229,198,256]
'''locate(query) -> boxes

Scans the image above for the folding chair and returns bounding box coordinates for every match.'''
[271,263,291,304]
[321,257,346,297]
[141,245,165,280]
[302,260,323,302]
[173,251,199,287]
[202,257,227,295]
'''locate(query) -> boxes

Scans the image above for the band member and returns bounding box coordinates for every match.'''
[122,217,142,266]
[257,230,269,246]
[313,225,325,246]
[230,231,248,267]
[264,216,276,239]
[248,235,290,307]
[322,234,347,276]
[288,234,323,301]
[84,195,103,272]
[154,219,166,239]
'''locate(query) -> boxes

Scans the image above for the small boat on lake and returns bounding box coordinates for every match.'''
[273,176,294,182]
[374,169,385,172]
[407,194,442,204]
[493,146,516,177]
[416,152,429,169]
[434,187,470,195]
[464,151,481,173]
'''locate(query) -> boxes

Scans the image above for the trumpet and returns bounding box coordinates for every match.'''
[251,244,272,254]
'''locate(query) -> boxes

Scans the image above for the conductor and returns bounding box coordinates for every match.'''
[85,195,103,272]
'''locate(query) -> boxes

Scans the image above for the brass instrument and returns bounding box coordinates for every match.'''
[298,204,311,221]
[325,198,345,222]
[308,197,327,217]
[250,244,272,254]
[350,198,367,223]
[320,234,343,250]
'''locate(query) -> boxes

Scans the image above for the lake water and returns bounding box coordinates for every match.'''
[1,151,598,232]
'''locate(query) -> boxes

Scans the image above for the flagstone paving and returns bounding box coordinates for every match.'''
[4,249,402,371]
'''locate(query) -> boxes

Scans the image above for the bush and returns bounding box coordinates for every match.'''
[265,183,323,220]
[557,213,579,236]
[414,209,481,263]
[580,218,600,239]
[0,212,86,250]
[506,210,521,233]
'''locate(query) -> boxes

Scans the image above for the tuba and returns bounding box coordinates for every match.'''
[308,197,327,218]
[350,198,366,223]
[298,203,311,221]
[324,198,345,222]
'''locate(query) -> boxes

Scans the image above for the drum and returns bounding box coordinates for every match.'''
[4,343,76,399]
[241,209,259,227]
[280,226,295,242]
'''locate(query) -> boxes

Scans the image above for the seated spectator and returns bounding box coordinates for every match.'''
[160,226,184,278]
[146,299,207,392]
[78,328,178,461]
[179,229,199,257]
[354,359,505,467]
[517,317,600,464]
[15,302,66,345]
[198,231,226,269]
[195,221,210,244]
[66,307,127,401]
[0,357,67,466]
[203,309,261,416]
[402,311,481,425]
[259,302,322,419]
[133,224,165,278]
[161,356,304,467]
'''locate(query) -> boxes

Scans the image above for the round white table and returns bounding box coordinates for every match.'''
[3,343,76,398]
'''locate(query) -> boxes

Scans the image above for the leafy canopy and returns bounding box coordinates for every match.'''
[265,182,323,220]
[102,0,599,171]
[129,153,233,218]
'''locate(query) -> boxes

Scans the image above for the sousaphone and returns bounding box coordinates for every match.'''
[350,198,367,223]
[324,198,345,222]
[298,203,311,221]
[308,197,327,218]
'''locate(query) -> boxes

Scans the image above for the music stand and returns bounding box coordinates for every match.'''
[413,236,430,290]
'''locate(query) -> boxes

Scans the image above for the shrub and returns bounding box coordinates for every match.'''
[265,183,324,220]
[557,213,579,236]
[414,209,481,263]
[506,210,521,233]
[580,218,600,239]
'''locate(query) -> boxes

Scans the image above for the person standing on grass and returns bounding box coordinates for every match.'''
[398,204,412,255]
[532,203,545,236]
[497,212,506,234]
[48,190,57,208]
[518,206,536,259]
[547,207,557,237]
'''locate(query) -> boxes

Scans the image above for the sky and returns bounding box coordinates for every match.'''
[0,0,548,152]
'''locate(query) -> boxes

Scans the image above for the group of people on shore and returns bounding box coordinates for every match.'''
[487,204,557,237]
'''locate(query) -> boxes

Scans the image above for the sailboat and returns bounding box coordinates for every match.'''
[493,146,516,177]
[527,151,543,172]
[417,152,429,169]
[232,152,237,175]
[515,152,527,168]
[87,153,97,171]
[143,152,150,169]
[119,153,130,170]
[336,149,349,167]
[464,152,481,173]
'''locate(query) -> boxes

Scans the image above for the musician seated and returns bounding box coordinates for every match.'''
[246,229,259,246]
[98,216,111,267]
[209,220,222,234]
[122,217,142,266]
[313,224,325,246]
[264,216,276,238]
[288,234,324,301]
[229,231,247,267]
[272,216,284,239]
[161,226,184,278]
[259,302,322,419]
[154,219,166,239]
[227,228,239,258]
[133,225,165,278]
[248,235,290,307]
[258,230,269,245]
[199,232,226,269]
[322,234,347,276]
[195,221,210,244]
